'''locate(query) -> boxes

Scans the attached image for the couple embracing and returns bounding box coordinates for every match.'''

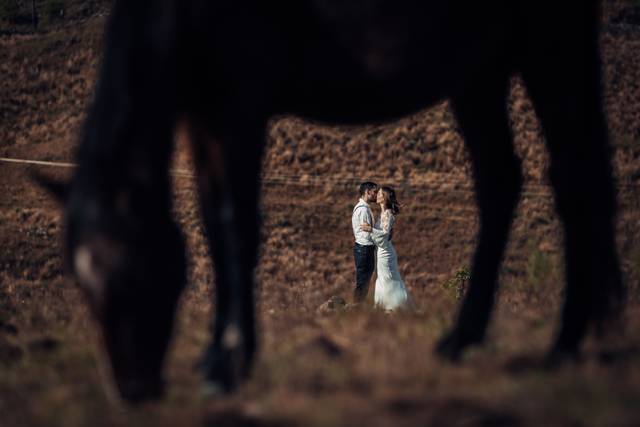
[352,182,416,312]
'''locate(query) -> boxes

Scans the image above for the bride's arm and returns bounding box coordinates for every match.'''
[366,211,393,245]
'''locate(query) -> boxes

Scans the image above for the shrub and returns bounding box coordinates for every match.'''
[441,266,471,300]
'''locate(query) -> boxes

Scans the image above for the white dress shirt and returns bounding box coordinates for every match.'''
[352,198,374,246]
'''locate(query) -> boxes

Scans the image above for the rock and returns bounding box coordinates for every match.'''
[316,295,347,314]
[344,302,362,311]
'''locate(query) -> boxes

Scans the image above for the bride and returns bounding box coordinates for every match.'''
[361,186,416,311]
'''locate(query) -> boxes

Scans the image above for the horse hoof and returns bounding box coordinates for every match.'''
[201,380,227,399]
[200,341,253,394]
[435,324,486,362]
[117,377,164,404]
[544,347,581,370]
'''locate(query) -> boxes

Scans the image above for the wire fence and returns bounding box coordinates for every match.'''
[1,157,638,201]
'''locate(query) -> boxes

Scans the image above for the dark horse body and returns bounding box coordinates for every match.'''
[63,0,623,402]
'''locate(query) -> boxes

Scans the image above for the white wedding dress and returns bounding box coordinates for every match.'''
[371,209,415,311]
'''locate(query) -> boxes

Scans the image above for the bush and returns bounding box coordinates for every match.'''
[441,266,470,301]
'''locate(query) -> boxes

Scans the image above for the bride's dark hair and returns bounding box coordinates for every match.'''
[380,186,401,215]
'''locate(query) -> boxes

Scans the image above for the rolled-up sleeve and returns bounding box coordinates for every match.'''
[359,207,372,226]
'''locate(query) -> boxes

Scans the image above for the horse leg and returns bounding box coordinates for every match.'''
[66,2,186,403]
[189,118,264,394]
[521,20,624,363]
[436,75,522,361]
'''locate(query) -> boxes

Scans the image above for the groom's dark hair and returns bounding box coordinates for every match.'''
[359,181,378,196]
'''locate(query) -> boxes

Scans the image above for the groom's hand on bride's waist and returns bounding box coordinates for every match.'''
[360,223,372,232]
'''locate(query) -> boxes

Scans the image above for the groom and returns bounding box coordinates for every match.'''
[351,182,378,303]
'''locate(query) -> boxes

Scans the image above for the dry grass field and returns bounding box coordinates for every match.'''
[1,1,640,426]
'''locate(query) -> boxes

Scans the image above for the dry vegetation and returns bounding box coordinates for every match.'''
[1,1,640,426]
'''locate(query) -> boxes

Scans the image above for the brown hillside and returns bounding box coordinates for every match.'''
[1,2,640,427]
[0,1,638,186]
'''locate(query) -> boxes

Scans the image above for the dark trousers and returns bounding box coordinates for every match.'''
[353,243,376,302]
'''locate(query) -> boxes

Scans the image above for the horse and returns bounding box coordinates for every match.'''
[54,0,623,402]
